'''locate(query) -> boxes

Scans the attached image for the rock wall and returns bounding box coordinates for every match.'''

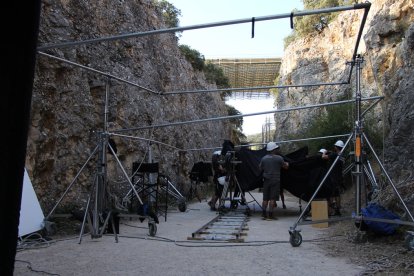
[27,0,231,212]
[275,0,414,206]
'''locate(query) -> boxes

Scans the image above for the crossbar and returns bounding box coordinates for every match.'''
[112,96,383,133]
[37,3,370,51]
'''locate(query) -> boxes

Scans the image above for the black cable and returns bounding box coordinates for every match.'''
[120,222,149,229]
[109,233,347,248]
[15,260,60,276]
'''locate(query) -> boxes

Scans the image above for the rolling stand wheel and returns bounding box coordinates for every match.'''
[178,201,187,212]
[289,229,302,247]
[148,221,157,236]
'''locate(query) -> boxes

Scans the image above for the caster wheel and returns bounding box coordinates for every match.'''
[178,201,187,212]
[149,222,157,237]
[289,231,302,247]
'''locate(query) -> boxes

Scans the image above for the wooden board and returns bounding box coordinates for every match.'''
[311,200,329,228]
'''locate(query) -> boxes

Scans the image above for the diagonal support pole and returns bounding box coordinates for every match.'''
[45,145,99,220]
[363,133,414,222]
[108,142,143,205]
[290,133,353,231]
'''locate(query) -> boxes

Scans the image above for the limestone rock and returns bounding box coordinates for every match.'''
[275,0,414,207]
[27,0,231,211]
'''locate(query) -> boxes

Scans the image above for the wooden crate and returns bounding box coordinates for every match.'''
[311,199,329,228]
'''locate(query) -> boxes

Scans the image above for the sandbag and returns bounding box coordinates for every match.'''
[361,203,400,235]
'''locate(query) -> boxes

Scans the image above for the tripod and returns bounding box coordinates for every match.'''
[218,151,262,215]
[44,79,144,243]
[288,55,414,247]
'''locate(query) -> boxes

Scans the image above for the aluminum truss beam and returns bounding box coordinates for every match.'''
[37,3,371,51]
[37,3,371,98]
[112,96,383,133]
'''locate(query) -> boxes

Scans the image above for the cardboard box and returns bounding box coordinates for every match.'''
[311,200,329,228]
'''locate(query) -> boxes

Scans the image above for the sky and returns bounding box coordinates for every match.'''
[168,0,304,135]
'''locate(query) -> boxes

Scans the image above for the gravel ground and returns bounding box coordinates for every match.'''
[314,189,414,276]
[14,191,413,276]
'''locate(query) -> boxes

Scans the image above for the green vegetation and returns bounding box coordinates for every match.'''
[289,99,383,156]
[179,44,230,92]
[153,2,243,142]
[246,132,262,143]
[270,75,281,99]
[227,105,246,144]
[178,44,245,142]
[284,0,358,49]
[204,63,230,89]
[179,45,205,71]
[153,0,182,28]
[300,102,353,153]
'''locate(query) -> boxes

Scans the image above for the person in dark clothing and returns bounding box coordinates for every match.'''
[207,150,226,211]
[322,140,345,216]
[259,142,289,220]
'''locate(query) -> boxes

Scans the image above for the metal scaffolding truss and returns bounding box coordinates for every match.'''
[207,58,282,99]
[38,3,371,99]
[37,3,414,247]
[36,2,375,153]
[35,2,377,154]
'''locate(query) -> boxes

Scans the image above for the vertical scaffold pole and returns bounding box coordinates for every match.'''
[354,55,364,216]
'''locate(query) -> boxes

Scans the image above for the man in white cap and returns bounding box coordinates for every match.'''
[259,142,289,220]
[322,140,345,216]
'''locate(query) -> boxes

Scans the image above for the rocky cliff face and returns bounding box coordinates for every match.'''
[27,0,231,211]
[275,0,414,207]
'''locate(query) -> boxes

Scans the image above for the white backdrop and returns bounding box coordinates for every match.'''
[19,169,44,237]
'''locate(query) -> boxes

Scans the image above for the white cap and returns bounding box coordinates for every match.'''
[334,140,345,148]
[266,142,279,151]
[319,148,327,154]
[213,150,221,155]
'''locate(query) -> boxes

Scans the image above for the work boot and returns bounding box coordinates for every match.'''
[266,212,278,221]
[267,212,273,220]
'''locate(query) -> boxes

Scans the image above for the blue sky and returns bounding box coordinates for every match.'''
[169,0,304,58]
[167,0,304,135]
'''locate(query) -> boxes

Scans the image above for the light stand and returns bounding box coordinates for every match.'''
[288,55,414,247]
[44,78,144,243]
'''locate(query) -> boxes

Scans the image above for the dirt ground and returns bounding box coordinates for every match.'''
[315,189,414,275]
[14,191,414,276]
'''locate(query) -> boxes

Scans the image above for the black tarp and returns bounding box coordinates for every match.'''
[190,162,213,183]
[234,146,335,202]
[282,152,335,202]
[235,146,267,191]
